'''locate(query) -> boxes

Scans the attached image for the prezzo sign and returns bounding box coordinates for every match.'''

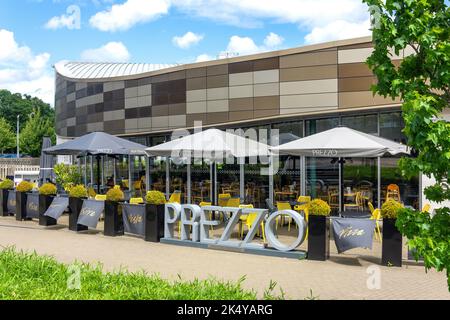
[311,149,338,157]
[163,204,307,252]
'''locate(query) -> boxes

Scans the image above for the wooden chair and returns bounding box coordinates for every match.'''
[344,191,364,211]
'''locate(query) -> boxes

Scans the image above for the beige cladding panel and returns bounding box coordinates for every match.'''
[229,98,253,111]
[169,115,187,127]
[187,101,207,114]
[137,84,152,96]
[338,47,374,64]
[339,91,401,108]
[137,95,152,107]
[207,87,228,100]
[138,117,152,129]
[207,112,228,124]
[254,83,279,97]
[229,85,254,99]
[187,89,207,102]
[280,79,337,95]
[104,81,124,92]
[229,72,253,86]
[187,113,207,127]
[151,116,169,129]
[339,76,377,92]
[280,50,337,68]
[280,106,337,115]
[187,77,207,90]
[67,92,76,102]
[207,99,229,113]
[104,110,124,121]
[254,96,280,110]
[280,93,338,109]
[280,65,337,82]
[87,122,104,132]
[253,69,279,84]
[125,87,138,98]
[125,97,138,109]
[125,118,138,129]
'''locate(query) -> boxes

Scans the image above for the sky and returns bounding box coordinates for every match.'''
[0,0,373,105]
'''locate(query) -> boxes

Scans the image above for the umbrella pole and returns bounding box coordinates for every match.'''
[187,162,191,204]
[113,157,117,186]
[165,158,170,200]
[145,156,150,193]
[96,156,101,194]
[239,158,244,203]
[84,156,87,187]
[90,156,93,186]
[339,158,344,213]
[214,162,217,205]
[101,156,105,187]
[269,156,274,205]
[377,157,381,209]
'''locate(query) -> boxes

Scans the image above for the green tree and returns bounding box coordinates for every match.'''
[363,0,449,289]
[0,89,54,132]
[19,109,56,157]
[0,117,16,154]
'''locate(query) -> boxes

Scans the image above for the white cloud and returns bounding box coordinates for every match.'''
[195,54,214,62]
[81,41,131,62]
[172,31,204,49]
[304,19,371,44]
[89,0,170,32]
[264,32,284,48]
[0,29,53,105]
[45,5,81,30]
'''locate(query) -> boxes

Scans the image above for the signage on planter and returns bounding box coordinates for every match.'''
[26,194,39,219]
[122,204,145,236]
[7,191,16,214]
[331,218,376,253]
[77,199,104,228]
[44,197,69,220]
[163,204,307,252]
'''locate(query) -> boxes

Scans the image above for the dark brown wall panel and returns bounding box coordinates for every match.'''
[229,98,254,112]
[253,57,279,71]
[339,76,377,92]
[229,61,253,74]
[207,75,228,88]
[254,96,280,110]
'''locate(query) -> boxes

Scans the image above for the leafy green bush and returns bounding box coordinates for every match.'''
[38,183,57,196]
[16,181,34,193]
[381,199,403,219]
[54,163,82,190]
[68,185,87,198]
[106,188,124,202]
[145,190,166,205]
[307,199,331,216]
[0,248,258,300]
[0,179,14,190]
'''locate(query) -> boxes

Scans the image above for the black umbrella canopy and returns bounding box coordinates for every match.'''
[39,137,54,184]
[43,132,148,156]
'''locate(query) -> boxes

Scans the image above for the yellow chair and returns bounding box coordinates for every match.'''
[130,197,144,204]
[239,204,266,243]
[421,203,431,213]
[95,194,107,201]
[168,191,181,203]
[122,179,129,189]
[226,197,241,208]
[133,180,144,197]
[368,202,382,241]
[114,185,121,190]
[218,193,231,207]
[276,201,293,232]
[344,192,364,211]
[294,195,311,212]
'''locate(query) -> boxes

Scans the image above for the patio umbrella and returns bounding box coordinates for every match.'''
[44,132,148,193]
[271,126,410,211]
[39,137,54,185]
[271,126,409,157]
[146,128,271,204]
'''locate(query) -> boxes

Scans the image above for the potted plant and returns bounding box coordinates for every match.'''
[144,190,166,242]
[38,183,57,226]
[68,185,88,232]
[381,199,403,267]
[15,181,34,221]
[307,199,331,261]
[0,179,14,216]
[104,188,125,237]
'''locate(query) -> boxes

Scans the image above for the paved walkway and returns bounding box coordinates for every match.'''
[0,216,448,300]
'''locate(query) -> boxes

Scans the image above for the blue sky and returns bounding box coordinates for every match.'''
[0,0,372,104]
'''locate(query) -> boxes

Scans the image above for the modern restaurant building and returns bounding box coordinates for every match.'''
[53,36,449,211]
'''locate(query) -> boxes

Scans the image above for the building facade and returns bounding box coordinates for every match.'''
[54,36,423,210]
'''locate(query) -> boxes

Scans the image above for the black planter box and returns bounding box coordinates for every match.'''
[68,197,88,232]
[0,189,10,216]
[15,191,28,221]
[104,201,124,237]
[39,195,57,226]
[382,218,402,267]
[144,204,165,242]
[307,215,330,261]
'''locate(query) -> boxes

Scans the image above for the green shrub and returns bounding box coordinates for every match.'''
[0,248,259,300]
[307,199,331,216]
[68,185,87,198]
[381,199,403,219]
[145,190,166,205]
[53,163,82,190]
[16,181,34,193]
[38,183,57,196]
[0,179,14,190]
[106,188,124,202]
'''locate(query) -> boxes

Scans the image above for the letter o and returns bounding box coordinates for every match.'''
[264,210,307,252]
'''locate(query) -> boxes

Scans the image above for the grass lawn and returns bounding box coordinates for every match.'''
[0,247,267,300]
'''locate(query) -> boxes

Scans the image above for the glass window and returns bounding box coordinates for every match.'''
[379,112,406,143]
[305,118,339,136]
[341,114,378,134]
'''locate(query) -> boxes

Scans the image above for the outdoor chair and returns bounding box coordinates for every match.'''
[238,204,266,243]
[226,197,241,208]
[368,202,382,241]
[95,194,107,201]
[168,191,181,204]
[276,201,293,232]
[130,197,144,205]
[421,203,431,213]
[386,184,401,202]
[344,191,364,211]
[218,193,231,207]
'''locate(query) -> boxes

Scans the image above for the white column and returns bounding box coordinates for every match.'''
[145,156,150,193]
[90,156,93,186]
[187,163,191,204]
[113,157,117,185]
[239,158,244,202]
[165,158,170,199]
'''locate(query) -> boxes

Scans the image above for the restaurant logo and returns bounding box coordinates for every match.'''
[312,149,338,157]
[8,200,15,207]
[127,214,143,224]
[27,202,39,212]
[80,208,97,217]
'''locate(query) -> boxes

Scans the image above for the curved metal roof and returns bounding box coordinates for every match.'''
[54,61,180,80]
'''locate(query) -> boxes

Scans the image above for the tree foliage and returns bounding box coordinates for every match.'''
[19,109,56,157]
[363,0,449,289]
[0,117,16,154]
